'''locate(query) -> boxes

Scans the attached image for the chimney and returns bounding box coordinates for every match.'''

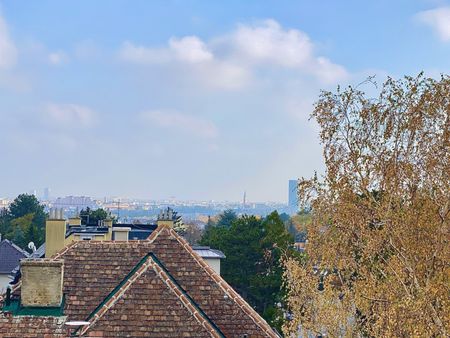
[104,215,113,240]
[45,208,67,258]
[157,207,175,228]
[104,216,113,228]
[20,259,64,307]
[112,227,131,241]
[68,210,81,226]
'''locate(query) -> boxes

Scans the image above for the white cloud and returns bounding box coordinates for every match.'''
[416,6,450,41]
[228,19,313,67]
[140,110,218,139]
[120,36,213,64]
[48,51,69,65]
[313,57,348,84]
[119,41,170,64]
[169,36,213,63]
[44,103,97,128]
[119,40,250,89]
[222,19,348,83]
[119,19,347,86]
[0,13,17,69]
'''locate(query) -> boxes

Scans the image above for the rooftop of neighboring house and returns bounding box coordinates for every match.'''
[28,238,225,261]
[192,246,226,259]
[0,225,277,337]
[0,238,29,275]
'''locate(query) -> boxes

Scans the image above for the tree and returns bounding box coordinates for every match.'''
[200,211,296,332]
[259,212,295,329]
[200,210,236,246]
[216,209,237,228]
[79,207,111,225]
[8,194,46,231]
[0,194,47,248]
[283,74,449,337]
[183,222,203,245]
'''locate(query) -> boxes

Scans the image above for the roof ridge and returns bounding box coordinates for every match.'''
[80,249,224,338]
[167,228,279,338]
[51,240,80,260]
[1,239,30,257]
[149,253,225,338]
[79,252,155,336]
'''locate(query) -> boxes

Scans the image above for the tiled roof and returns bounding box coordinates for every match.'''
[0,313,66,337]
[0,240,29,274]
[1,225,278,337]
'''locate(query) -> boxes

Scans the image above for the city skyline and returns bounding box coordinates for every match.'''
[1,1,449,201]
[1,184,296,204]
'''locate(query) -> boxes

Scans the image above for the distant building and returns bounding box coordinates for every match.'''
[288,179,298,208]
[43,187,50,201]
[52,195,97,210]
[0,199,10,210]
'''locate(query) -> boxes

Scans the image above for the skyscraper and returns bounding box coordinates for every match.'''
[288,179,298,208]
[43,187,50,201]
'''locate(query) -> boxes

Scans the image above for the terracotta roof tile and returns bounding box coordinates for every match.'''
[0,313,66,337]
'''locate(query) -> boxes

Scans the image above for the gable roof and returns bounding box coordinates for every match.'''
[2,225,278,337]
[0,240,29,274]
[78,252,224,337]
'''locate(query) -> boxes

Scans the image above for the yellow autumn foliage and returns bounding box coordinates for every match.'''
[283,74,449,337]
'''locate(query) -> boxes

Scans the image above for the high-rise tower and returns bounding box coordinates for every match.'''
[288,180,298,208]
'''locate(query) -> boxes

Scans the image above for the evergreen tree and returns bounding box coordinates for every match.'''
[200,211,296,332]
[216,209,237,228]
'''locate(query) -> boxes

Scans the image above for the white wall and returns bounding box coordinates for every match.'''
[203,258,221,275]
[0,274,12,294]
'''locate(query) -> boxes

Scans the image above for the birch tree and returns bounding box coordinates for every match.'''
[283,74,449,337]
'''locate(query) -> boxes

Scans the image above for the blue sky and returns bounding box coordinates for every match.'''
[0,1,449,202]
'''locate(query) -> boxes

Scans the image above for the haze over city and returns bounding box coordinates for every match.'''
[0,1,449,202]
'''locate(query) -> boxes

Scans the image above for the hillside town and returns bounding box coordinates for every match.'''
[0,1,448,337]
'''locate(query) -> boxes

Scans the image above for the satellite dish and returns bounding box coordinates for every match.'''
[27,242,36,252]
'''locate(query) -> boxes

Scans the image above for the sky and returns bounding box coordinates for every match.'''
[0,1,449,202]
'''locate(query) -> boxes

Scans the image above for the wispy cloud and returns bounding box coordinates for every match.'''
[140,110,218,139]
[118,19,348,87]
[44,103,97,128]
[416,6,450,42]
[48,50,69,65]
[120,36,214,64]
[0,12,17,69]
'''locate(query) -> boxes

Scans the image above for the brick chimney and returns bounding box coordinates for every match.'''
[20,259,64,307]
[45,208,66,258]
